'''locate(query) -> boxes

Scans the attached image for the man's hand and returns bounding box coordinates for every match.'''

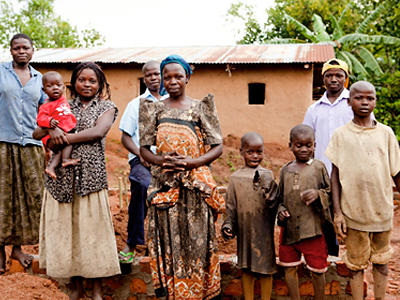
[139,156,151,168]
[333,212,347,240]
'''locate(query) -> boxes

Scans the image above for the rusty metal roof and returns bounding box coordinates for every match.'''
[30,44,334,64]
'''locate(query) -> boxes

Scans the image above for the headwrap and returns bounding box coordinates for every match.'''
[322,58,349,88]
[159,54,193,96]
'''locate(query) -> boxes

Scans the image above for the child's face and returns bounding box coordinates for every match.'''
[75,68,100,101]
[348,86,376,118]
[43,74,64,101]
[240,140,264,168]
[290,133,315,163]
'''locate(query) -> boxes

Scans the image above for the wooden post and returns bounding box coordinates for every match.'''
[124,173,129,207]
[118,177,123,210]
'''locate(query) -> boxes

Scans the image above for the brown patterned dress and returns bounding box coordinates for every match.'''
[139,95,222,300]
[39,96,121,278]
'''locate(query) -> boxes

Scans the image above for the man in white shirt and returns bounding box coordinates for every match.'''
[303,59,353,176]
[303,58,352,257]
[119,61,168,261]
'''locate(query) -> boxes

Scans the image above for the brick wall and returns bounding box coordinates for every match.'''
[11,254,362,299]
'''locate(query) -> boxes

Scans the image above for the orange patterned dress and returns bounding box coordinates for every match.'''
[139,95,222,299]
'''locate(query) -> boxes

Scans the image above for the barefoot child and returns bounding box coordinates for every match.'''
[326,81,400,300]
[277,124,331,300]
[222,132,278,300]
[36,71,78,179]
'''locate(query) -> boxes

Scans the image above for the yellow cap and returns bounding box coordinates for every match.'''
[322,58,349,88]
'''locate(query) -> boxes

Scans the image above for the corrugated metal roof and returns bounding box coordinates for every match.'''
[30,44,335,64]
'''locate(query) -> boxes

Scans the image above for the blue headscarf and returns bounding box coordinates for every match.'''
[159,54,193,96]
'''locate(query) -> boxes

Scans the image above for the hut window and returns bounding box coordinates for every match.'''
[248,83,265,105]
[139,78,147,95]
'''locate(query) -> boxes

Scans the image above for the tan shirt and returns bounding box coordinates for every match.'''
[325,121,400,231]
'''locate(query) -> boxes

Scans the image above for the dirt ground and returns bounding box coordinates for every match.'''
[1,136,400,299]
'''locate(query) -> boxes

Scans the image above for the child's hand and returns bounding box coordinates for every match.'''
[222,227,234,240]
[300,189,318,205]
[278,210,290,222]
[49,118,59,129]
[333,212,347,240]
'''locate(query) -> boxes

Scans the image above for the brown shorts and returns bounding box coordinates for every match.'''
[342,228,394,271]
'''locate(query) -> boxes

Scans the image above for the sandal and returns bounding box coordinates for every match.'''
[119,251,135,263]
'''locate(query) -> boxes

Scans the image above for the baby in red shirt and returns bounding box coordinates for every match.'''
[37,71,78,180]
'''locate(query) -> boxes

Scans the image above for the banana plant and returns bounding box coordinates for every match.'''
[282,1,400,80]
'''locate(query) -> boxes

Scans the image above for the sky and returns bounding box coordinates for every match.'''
[48,0,276,48]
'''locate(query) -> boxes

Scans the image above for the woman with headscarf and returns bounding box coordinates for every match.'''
[139,55,223,299]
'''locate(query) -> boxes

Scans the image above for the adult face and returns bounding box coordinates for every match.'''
[143,63,161,92]
[10,38,34,66]
[323,68,347,94]
[162,63,189,98]
[75,68,100,101]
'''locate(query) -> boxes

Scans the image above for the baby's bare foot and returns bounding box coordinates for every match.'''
[62,158,80,168]
[45,167,57,180]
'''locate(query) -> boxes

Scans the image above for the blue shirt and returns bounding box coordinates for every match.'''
[0,62,46,146]
[119,89,168,162]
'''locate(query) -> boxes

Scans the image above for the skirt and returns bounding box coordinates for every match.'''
[0,143,45,246]
[39,189,121,278]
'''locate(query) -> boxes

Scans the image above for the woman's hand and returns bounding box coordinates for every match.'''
[48,127,68,146]
[161,144,223,173]
[162,155,198,172]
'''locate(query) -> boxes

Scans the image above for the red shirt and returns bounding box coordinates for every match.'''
[37,95,76,145]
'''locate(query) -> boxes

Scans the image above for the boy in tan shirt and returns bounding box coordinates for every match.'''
[326,81,400,299]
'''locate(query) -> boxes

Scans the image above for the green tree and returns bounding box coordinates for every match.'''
[373,71,400,140]
[227,0,380,44]
[0,0,105,48]
[282,2,400,80]
[227,1,400,80]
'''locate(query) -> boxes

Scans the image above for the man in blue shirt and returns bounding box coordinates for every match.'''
[0,33,46,272]
[119,61,168,261]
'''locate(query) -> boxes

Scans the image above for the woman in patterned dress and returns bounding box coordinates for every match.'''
[139,55,223,300]
[33,62,120,300]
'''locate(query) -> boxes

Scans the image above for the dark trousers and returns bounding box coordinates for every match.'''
[127,157,151,247]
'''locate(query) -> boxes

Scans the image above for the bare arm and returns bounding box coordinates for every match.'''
[66,109,116,144]
[331,164,347,239]
[121,131,150,167]
[393,172,400,195]
[33,126,68,148]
